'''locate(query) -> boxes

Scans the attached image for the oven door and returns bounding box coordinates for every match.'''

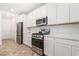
[32,38,43,49]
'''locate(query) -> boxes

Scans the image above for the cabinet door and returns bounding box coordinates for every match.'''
[35,4,47,19]
[47,3,57,25]
[72,46,79,56]
[44,36,54,56]
[23,15,27,27]
[40,4,47,18]
[27,13,33,27]
[31,11,36,26]
[57,3,69,24]
[55,42,71,56]
[34,6,41,19]
[70,3,79,22]
[26,35,32,47]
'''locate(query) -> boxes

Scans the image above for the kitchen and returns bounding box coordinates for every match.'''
[0,3,79,56]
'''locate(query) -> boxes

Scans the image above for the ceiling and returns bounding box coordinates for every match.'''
[0,3,45,15]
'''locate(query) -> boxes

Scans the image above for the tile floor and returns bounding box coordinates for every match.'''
[0,39,39,56]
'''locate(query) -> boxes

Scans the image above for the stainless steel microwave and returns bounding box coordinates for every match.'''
[36,16,48,26]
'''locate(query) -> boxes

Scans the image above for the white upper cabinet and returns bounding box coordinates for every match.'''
[33,7,40,19]
[56,3,69,24]
[31,11,36,26]
[40,4,47,18]
[27,11,37,27]
[27,13,33,27]
[22,14,27,27]
[35,4,47,19]
[26,3,79,27]
[47,3,57,25]
[26,4,47,27]
[70,3,79,22]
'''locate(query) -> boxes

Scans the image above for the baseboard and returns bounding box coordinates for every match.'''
[3,38,11,40]
[23,43,32,48]
[44,53,47,56]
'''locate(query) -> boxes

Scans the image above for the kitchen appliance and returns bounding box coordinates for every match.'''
[32,33,44,56]
[16,22,23,44]
[36,16,48,26]
[39,28,50,35]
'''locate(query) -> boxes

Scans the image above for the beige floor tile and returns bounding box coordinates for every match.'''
[0,39,39,56]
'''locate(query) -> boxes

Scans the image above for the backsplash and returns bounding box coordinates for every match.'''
[27,24,79,40]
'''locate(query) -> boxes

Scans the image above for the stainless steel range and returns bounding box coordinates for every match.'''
[32,33,44,56]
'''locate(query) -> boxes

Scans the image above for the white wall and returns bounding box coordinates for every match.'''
[11,17,16,41]
[2,19,12,39]
[2,11,16,41]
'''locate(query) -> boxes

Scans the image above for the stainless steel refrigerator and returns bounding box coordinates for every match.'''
[16,22,23,44]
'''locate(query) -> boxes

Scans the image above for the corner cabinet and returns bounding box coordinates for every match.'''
[70,3,79,22]
[47,3,57,25]
[44,36,54,56]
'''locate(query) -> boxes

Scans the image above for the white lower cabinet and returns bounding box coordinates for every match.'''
[26,36,32,47]
[72,46,79,56]
[44,36,79,56]
[44,36,54,56]
[23,33,32,47]
[55,38,71,56]
[55,38,79,56]
[55,42,71,56]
